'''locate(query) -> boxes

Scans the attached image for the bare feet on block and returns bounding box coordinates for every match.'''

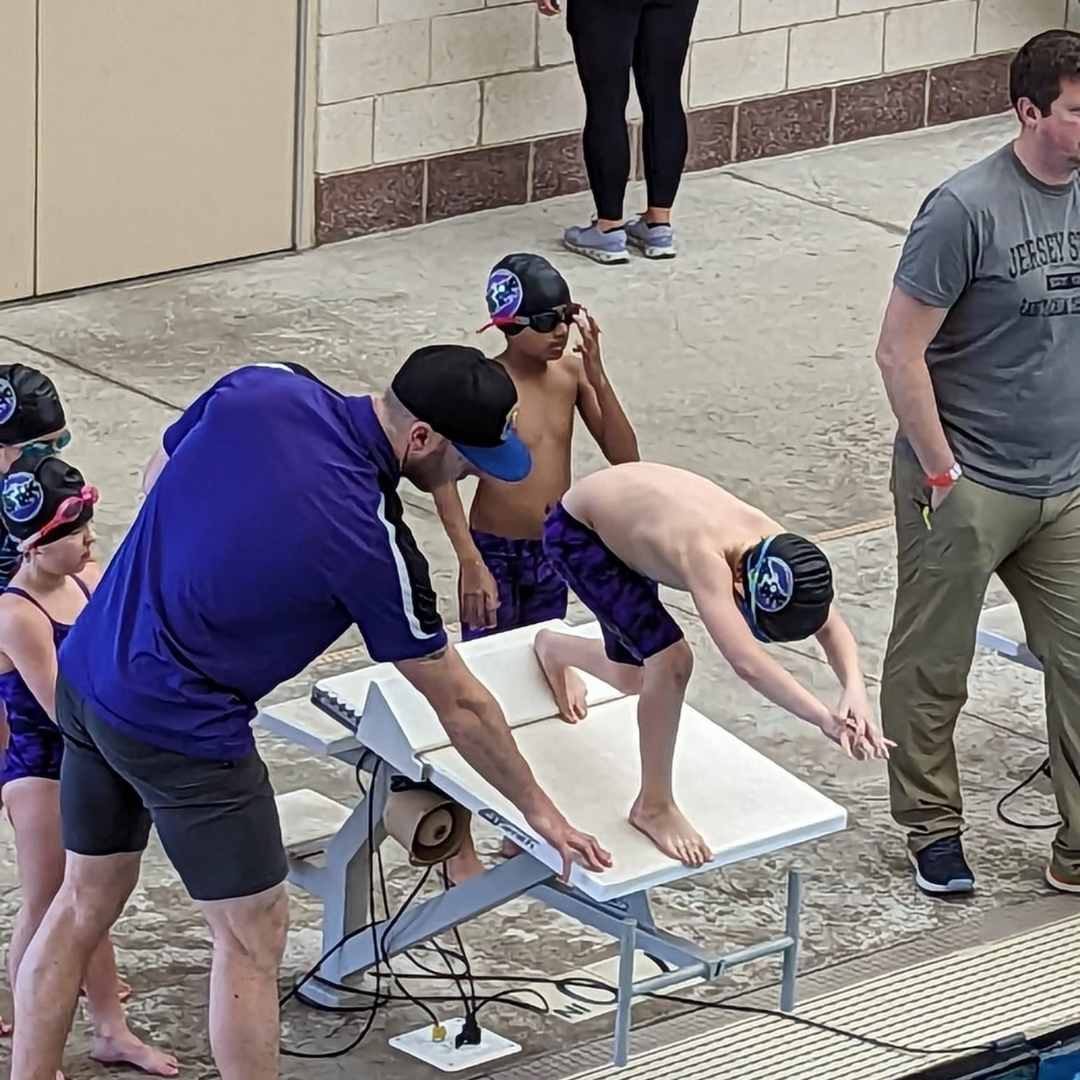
[535,630,588,722]
[629,796,712,867]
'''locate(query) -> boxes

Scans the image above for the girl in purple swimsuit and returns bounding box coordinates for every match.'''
[0,457,177,1076]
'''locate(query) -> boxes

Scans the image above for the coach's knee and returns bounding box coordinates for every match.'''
[207,886,289,975]
[650,639,694,689]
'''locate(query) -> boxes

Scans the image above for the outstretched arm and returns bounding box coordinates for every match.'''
[815,607,891,758]
[688,556,885,758]
[433,481,499,632]
[574,311,639,465]
[396,647,611,879]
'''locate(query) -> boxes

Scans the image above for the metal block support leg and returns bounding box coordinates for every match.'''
[780,868,802,1013]
[613,918,638,1068]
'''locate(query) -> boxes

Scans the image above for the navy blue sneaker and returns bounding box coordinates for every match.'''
[909,835,975,895]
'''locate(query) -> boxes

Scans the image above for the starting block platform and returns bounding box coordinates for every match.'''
[259,619,847,1067]
[977,600,1040,671]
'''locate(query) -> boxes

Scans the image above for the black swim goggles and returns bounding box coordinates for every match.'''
[481,303,581,334]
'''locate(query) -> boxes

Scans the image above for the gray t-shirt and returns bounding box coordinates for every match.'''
[895,143,1080,497]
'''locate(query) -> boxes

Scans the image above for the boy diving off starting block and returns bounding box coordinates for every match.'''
[534,462,893,868]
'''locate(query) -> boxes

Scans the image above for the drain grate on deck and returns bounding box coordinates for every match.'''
[552,913,1080,1080]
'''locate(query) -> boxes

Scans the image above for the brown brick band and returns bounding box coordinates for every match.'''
[315,51,1013,246]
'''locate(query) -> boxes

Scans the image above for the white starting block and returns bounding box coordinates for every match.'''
[977,600,1040,671]
[259,620,847,1067]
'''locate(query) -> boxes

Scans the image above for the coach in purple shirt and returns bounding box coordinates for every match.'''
[12,347,611,1080]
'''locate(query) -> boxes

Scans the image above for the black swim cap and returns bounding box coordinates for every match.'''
[1,456,95,548]
[740,533,834,643]
[0,365,66,447]
[485,253,571,335]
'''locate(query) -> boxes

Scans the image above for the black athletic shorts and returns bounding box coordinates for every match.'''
[56,674,288,902]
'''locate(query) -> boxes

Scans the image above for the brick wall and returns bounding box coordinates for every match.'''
[315,0,1071,242]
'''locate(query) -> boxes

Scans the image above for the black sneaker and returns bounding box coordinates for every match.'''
[909,835,975,895]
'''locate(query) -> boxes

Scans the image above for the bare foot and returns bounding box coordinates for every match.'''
[445,847,487,887]
[629,796,713,868]
[500,837,521,860]
[535,630,588,722]
[91,1033,179,1077]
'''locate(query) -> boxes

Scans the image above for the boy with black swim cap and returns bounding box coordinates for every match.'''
[533,462,892,867]
[434,254,639,881]
[436,253,638,640]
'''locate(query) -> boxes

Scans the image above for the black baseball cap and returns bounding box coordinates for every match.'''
[391,345,531,482]
[483,253,572,334]
[0,364,66,447]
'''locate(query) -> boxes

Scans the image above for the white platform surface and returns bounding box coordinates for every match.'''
[275,788,352,858]
[422,697,846,901]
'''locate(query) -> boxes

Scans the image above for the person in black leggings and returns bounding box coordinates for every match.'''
[547,0,699,264]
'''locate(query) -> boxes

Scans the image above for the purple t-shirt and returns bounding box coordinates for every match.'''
[60,364,446,759]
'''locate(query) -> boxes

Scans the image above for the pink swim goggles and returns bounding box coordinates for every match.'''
[18,485,99,552]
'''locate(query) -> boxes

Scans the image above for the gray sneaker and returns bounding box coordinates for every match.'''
[562,222,629,265]
[626,216,676,259]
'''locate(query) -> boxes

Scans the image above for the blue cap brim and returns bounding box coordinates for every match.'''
[454,432,532,482]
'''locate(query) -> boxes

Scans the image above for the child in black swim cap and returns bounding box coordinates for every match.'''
[433,252,640,882]
[0,364,71,588]
[529,462,891,870]
[737,533,835,644]
[0,457,178,1075]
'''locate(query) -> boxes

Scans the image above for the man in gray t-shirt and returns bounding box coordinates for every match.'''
[876,29,1080,899]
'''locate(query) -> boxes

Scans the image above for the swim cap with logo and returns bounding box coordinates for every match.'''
[483,253,571,335]
[0,365,66,448]
[738,533,834,643]
[1,457,95,549]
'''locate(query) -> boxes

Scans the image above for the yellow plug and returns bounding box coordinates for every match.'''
[431,1023,447,1043]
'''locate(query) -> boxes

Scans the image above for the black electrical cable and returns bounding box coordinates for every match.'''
[297,962,1003,1060]
[996,756,1059,830]
[649,991,998,1057]
[281,760,388,1059]
[439,864,479,1012]
[377,868,441,1027]
[284,757,999,1063]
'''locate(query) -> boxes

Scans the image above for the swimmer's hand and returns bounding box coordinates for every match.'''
[459,557,499,632]
[573,309,606,386]
[820,689,895,761]
[526,807,612,881]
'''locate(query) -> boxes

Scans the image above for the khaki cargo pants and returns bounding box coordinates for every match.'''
[882,447,1080,876]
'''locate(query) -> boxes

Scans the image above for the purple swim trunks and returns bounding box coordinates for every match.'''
[461,530,569,642]
[542,503,684,666]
